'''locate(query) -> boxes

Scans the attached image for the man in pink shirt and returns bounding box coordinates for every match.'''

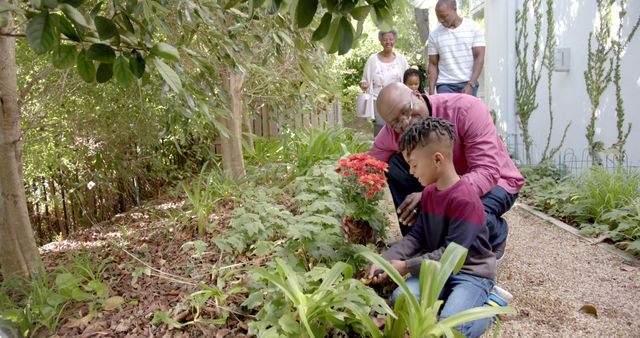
[371,83,524,258]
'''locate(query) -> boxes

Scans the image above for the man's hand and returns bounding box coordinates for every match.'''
[462,83,473,95]
[397,192,421,226]
[359,80,369,92]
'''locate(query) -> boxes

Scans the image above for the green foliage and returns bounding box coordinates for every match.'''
[358,243,515,337]
[247,259,392,337]
[584,0,615,166]
[245,127,371,180]
[181,165,244,235]
[0,254,114,337]
[152,282,238,328]
[520,164,640,256]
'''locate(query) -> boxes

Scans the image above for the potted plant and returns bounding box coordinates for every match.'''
[335,153,389,245]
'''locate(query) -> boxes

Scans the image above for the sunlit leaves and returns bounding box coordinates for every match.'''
[50,12,80,41]
[76,49,95,82]
[151,42,180,61]
[152,57,182,92]
[87,43,115,63]
[26,12,56,54]
[295,0,317,28]
[51,44,77,69]
[350,5,370,21]
[59,3,89,28]
[113,56,136,87]
[95,16,118,40]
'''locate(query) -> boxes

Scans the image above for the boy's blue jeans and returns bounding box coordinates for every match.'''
[391,273,495,338]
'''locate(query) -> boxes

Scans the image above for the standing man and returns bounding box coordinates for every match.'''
[428,0,485,96]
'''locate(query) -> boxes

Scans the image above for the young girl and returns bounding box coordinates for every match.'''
[403,67,426,93]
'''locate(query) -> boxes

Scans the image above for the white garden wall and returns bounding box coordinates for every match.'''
[482,0,640,169]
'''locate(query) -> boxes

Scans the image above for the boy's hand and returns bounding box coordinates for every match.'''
[363,264,387,284]
[398,192,421,226]
[389,260,408,276]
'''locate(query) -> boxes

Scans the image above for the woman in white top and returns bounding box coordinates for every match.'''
[360,29,409,137]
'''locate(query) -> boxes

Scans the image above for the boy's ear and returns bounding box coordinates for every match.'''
[433,151,444,165]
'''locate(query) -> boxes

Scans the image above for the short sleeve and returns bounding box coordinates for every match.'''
[472,22,485,47]
[427,31,438,55]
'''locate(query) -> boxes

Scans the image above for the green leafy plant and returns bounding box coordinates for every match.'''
[181,164,244,235]
[0,254,115,336]
[358,243,516,337]
[247,258,393,337]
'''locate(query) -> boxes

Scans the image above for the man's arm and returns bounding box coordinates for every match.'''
[469,46,485,84]
[428,54,439,95]
[459,100,501,196]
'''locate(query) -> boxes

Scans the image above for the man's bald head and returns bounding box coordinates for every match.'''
[436,0,456,10]
[376,83,430,134]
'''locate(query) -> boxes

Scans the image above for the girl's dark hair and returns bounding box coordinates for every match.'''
[399,117,456,156]
[403,66,427,93]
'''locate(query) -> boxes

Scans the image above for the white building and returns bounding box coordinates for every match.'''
[423,0,640,170]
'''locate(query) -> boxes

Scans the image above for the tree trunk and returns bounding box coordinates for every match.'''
[220,69,246,179]
[0,4,41,278]
[414,7,430,67]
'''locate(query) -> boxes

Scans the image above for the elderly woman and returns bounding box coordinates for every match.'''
[360,29,409,136]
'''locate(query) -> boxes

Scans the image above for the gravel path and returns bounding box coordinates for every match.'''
[494,205,640,337]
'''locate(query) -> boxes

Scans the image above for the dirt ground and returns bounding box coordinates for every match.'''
[33,196,640,337]
[489,205,640,337]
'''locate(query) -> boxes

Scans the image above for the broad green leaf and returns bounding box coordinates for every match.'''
[312,12,331,41]
[113,55,135,87]
[52,44,77,69]
[323,17,340,53]
[295,0,317,28]
[87,43,115,63]
[26,12,56,54]
[103,296,125,311]
[278,312,299,334]
[50,12,80,41]
[152,57,182,92]
[42,0,58,8]
[325,0,338,12]
[118,13,135,33]
[55,272,78,289]
[59,0,84,6]
[76,49,95,82]
[95,16,118,40]
[151,42,180,61]
[60,3,89,28]
[372,5,393,31]
[351,5,370,21]
[337,16,354,55]
[129,50,145,78]
[96,62,113,83]
[89,1,103,17]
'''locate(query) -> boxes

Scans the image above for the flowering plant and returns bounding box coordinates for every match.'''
[335,153,389,239]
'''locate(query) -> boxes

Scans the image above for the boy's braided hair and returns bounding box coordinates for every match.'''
[398,117,456,156]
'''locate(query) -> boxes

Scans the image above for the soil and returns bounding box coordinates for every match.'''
[28,197,640,337]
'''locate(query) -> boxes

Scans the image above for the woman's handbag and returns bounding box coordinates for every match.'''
[356,93,374,119]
